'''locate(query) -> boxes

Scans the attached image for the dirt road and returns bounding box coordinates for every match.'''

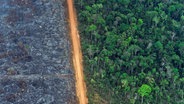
[67,0,88,104]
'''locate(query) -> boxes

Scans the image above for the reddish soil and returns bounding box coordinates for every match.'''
[67,0,88,104]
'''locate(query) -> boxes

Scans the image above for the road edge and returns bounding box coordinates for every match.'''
[66,0,88,104]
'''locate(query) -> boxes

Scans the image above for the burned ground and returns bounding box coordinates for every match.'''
[0,0,76,103]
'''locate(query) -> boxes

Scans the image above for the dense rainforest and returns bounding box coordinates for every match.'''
[75,0,184,104]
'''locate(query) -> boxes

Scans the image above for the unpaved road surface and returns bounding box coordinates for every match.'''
[0,0,77,103]
[67,0,88,104]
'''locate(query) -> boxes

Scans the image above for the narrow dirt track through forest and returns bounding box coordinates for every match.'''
[67,0,88,104]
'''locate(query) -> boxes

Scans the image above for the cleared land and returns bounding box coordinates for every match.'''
[0,0,77,103]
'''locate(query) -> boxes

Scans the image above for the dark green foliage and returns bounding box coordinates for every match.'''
[75,0,184,103]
